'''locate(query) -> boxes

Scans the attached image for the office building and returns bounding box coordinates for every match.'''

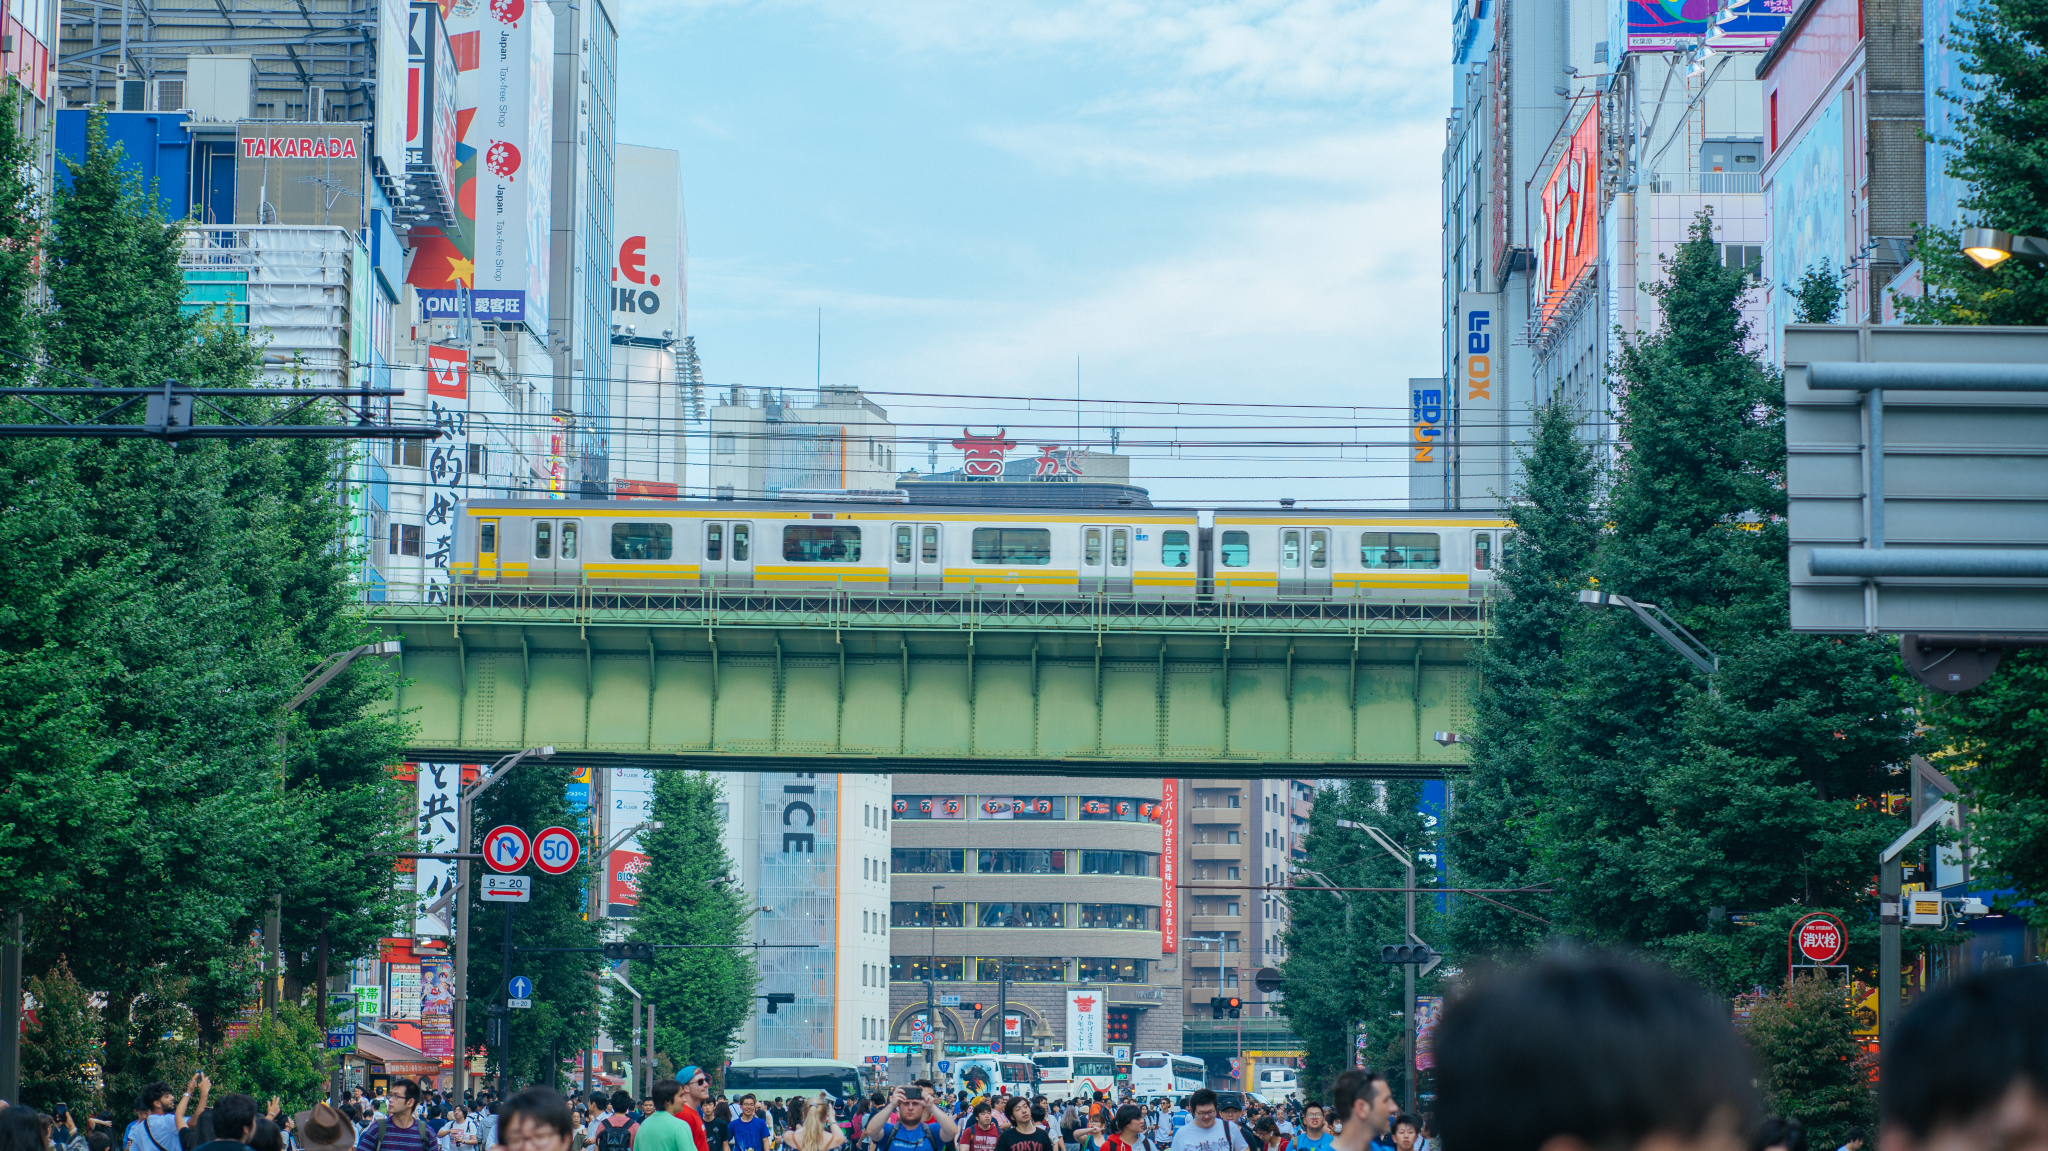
[710,386,899,499]
[888,776,1181,1083]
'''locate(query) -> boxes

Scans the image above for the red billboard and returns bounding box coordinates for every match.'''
[1538,108,1600,326]
[607,849,648,914]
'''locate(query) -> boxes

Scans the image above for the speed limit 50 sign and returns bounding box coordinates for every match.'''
[533,825,583,875]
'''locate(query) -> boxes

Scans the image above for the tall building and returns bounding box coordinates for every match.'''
[551,0,620,497]
[887,776,1181,1084]
[609,144,691,497]
[1177,779,1312,1087]
[710,386,900,499]
[1427,0,1785,506]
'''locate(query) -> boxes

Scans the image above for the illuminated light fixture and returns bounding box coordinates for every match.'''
[1962,226,2017,268]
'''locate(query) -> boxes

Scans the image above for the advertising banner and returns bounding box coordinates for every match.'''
[1411,380,1445,466]
[612,145,684,336]
[1538,108,1599,327]
[326,992,359,1051]
[605,767,654,917]
[1415,996,1445,1070]
[375,0,407,179]
[405,2,459,221]
[426,345,468,400]
[406,0,553,331]
[419,957,454,1056]
[1630,0,1792,50]
[235,124,367,227]
[1159,778,1178,954]
[1066,988,1103,1053]
[355,984,383,1021]
[412,762,460,937]
[390,963,422,1020]
[606,849,648,913]
[758,773,836,1057]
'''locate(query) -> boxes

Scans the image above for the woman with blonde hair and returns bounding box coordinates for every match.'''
[780,1096,844,1151]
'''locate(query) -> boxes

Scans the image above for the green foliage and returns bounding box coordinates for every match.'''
[463,756,601,1087]
[1791,262,1846,324]
[606,772,758,1073]
[1920,650,2048,927]
[1900,0,2048,324]
[22,962,105,1115]
[1449,396,1594,960]
[210,1002,330,1110]
[1741,978,1877,1146]
[1276,780,1443,1103]
[0,106,408,1095]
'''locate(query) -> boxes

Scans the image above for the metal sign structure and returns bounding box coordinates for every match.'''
[1784,325,2048,686]
[0,381,438,440]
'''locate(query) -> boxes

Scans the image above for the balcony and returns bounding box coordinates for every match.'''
[1191,807,1243,826]
[1189,843,1244,861]
[1187,913,1246,934]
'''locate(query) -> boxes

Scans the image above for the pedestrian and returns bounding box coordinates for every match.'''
[295,1104,356,1151]
[495,1091,574,1151]
[1323,1074,1393,1151]
[728,1097,770,1151]
[674,1070,715,1151]
[193,1096,261,1151]
[353,1079,442,1151]
[1432,953,1756,1151]
[127,1083,194,1151]
[994,1100,1051,1151]
[1385,1119,1416,1151]
[962,1105,1001,1151]
[1831,1130,1864,1151]
[862,1088,957,1151]
[1,1108,50,1151]
[706,1103,732,1151]
[587,1094,634,1151]
[782,1098,843,1151]
[1879,964,2048,1151]
[1290,1107,1330,1151]
[1168,1093,1249,1151]
[635,1079,709,1151]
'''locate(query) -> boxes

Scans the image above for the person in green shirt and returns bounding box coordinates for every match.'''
[635,1078,711,1151]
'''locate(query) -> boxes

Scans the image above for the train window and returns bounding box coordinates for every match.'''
[1111,528,1128,567]
[922,526,939,563]
[1360,532,1441,569]
[972,528,1052,565]
[1473,531,1492,570]
[534,521,552,560]
[896,526,913,563]
[612,522,674,560]
[733,523,751,561]
[705,522,723,561]
[1308,529,1328,569]
[1085,528,1102,566]
[1281,530,1301,568]
[784,525,862,562]
[1219,531,1251,567]
[1162,530,1191,567]
[561,522,578,559]
[479,521,497,554]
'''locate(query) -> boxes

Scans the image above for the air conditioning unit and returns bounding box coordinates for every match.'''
[152,78,186,112]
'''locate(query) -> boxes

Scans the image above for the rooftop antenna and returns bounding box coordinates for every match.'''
[1076,354,1082,455]
[816,308,822,394]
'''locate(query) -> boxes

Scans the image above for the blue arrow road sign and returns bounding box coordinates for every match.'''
[509,976,533,999]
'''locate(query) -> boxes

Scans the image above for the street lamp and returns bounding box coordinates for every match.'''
[452,745,555,1098]
[1960,227,2048,269]
[926,884,946,1072]
[1333,819,1432,1112]
[1576,589,1720,679]
[267,640,404,1019]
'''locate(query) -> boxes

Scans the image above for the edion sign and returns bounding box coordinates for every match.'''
[1792,912,1847,965]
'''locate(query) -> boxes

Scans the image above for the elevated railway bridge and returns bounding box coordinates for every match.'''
[372,583,1485,779]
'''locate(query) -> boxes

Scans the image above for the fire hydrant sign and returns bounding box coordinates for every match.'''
[1792,912,1847,965]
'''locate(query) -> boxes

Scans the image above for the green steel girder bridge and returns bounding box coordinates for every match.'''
[371,585,1486,779]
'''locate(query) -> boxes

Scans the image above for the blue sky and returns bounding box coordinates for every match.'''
[614,0,1447,505]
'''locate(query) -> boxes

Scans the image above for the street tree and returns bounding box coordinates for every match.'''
[1741,977,1877,1147]
[606,772,757,1074]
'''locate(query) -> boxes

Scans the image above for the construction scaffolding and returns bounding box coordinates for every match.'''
[178,224,368,389]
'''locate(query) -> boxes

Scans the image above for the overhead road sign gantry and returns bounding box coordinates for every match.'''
[1785,324,2048,689]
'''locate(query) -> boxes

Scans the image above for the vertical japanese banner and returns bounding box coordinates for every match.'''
[419,957,454,1055]
[1159,778,1178,954]
[413,762,460,937]
[421,351,469,605]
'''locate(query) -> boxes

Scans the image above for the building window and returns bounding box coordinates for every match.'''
[981,795,1064,819]
[466,443,487,474]
[978,902,1064,928]
[1079,904,1154,930]
[1226,866,1240,880]
[891,901,964,928]
[892,848,965,874]
[978,849,1066,875]
[893,956,964,982]
[975,957,1066,982]
[1079,796,1153,822]
[1078,957,1146,983]
[390,523,422,556]
[1227,794,1241,809]
[894,795,966,820]
[716,433,735,455]
[1079,851,1155,877]
[1226,831,1240,844]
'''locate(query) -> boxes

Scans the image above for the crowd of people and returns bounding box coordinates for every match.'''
[0,954,2033,1151]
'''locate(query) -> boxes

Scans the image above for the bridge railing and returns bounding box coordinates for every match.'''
[360,579,1492,636]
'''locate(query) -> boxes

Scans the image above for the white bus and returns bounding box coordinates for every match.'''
[1031,1050,1118,1096]
[954,1053,1042,1098]
[1130,1051,1207,1099]
[724,1058,866,1102]
[1252,1065,1301,1103]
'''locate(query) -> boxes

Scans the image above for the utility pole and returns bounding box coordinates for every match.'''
[453,747,554,1099]
[498,902,517,1097]
[0,911,20,1106]
[1338,820,1423,1112]
[1879,799,1958,1044]
[927,884,945,1073]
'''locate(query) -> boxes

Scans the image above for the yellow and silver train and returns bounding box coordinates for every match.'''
[448,499,1510,600]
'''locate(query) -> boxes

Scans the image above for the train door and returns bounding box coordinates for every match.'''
[1278,527,1332,596]
[890,522,944,591]
[475,517,500,582]
[700,520,755,587]
[529,518,582,584]
[1079,525,1134,594]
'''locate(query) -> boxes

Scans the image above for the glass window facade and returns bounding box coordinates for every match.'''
[975,957,1066,982]
[1080,851,1155,877]
[891,901,964,928]
[1078,796,1154,822]
[978,849,1066,875]
[977,902,1064,928]
[1078,904,1154,930]
[978,796,1064,819]
[893,795,966,820]
[892,848,964,874]
[1078,957,1147,983]
[893,956,965,982]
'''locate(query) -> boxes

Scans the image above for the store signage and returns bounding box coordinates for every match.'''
[612,145,683,335]
[234,123,367,227]
[1412,384,1444,464]
[1067,989,1103,1052]
[952,430,1016,478]
[1159,778,1178,954]
[1538,109,1600,327]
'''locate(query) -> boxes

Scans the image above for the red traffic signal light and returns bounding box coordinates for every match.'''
[971,1002,985,1018]
[1226,997,1241,1019]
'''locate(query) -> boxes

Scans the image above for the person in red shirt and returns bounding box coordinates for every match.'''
[1101,1106,1150,1151]
[672,1068,713,1151]
[963,1104,1002,1151]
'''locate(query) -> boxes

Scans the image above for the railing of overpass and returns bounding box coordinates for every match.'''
[364,580,1492,638]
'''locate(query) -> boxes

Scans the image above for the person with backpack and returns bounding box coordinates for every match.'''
[592,1095,639,1151]
[351,1082,439,1151]
[861,1087,958,1151]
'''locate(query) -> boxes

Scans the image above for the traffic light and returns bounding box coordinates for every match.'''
[1380,943,1437,964]
[763,993,797,1014]
[971,1002,985,1019]
[602,941,656,962]
[1210,996,1224,1020]
[1226,997,1241,1019]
